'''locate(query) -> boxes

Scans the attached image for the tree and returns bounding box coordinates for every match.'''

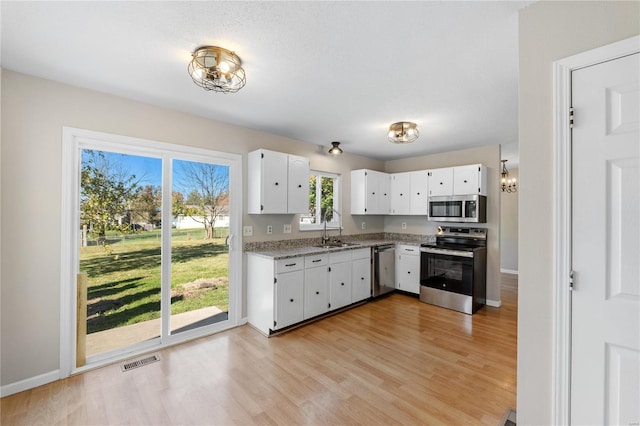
[176,162,229,239]
[130,185,161,227]
[80,150,139,239]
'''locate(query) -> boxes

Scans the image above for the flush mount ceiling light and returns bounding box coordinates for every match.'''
[387,122,419,144]
[188,46,246,93]
[328,141,343,155]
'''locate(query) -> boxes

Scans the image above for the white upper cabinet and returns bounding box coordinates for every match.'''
[452,164,487,196]
[287,154,311,213]
[427,167,454,196]
[409,170,429,215]
[428,164,487,197]
[248,149,310,214]
[351,169,391,215]
[390,172,411,215]
[390,170,429,215]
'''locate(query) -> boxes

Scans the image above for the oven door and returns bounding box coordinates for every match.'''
[419,249,474,296]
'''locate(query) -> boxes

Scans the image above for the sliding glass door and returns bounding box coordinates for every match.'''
[63,128,241,371]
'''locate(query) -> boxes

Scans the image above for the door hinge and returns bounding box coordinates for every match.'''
[328,303,331,309]
[328,266,331,272]
[274,320,277,327]
[569,270,574,290]
[261,153,264,159]
[569,107,574,128]
[274,277,277,284]
[261,204,264,211]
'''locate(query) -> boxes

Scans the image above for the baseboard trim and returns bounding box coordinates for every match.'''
[486,299,502,308]
[0,369,60,397]
[500,269,519,275]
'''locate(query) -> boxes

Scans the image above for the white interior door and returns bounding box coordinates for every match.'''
[571,52,639,425]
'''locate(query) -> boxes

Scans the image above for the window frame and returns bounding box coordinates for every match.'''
[299,170,341,231]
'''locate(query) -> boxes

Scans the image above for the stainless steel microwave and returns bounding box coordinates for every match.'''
[428,195,486,223]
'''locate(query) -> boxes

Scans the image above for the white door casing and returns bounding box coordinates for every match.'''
[571,52,639,426]
[553,36,640,425]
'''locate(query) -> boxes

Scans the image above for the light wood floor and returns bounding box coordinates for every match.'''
[1,275,518,425]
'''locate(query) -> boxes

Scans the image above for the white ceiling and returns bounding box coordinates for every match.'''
[1,1,527,162]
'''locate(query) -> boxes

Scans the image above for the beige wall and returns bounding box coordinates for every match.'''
[0,71,385,386]
[385,144,501,303]
[518,1,639,424]
[500,168,518,272]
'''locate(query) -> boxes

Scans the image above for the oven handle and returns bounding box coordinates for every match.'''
[419,247,474,258]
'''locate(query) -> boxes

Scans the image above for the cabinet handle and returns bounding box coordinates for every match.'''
[290,298,294,302]
[372,192,375,195]
[285,263,297,267]
[315,291,320,295]
[341,282,345,286]
[275,182,279,186]
[417,192,420,195]
[406,249,415,252]
[407,271,411,274]
[400,193,403,196]
[440,182,443,185]
[361,277,364,280]
[464,180,468,183]
[384,193,387,196]
[312,259,321,263]
[298,184,302,188]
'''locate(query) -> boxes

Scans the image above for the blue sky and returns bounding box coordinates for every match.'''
[81,149,229,195]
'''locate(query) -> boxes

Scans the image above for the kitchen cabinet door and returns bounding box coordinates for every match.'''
[304,266,330,319]
[329,261,352,310]
[428,168,454,196]
[287,154,310,213]
[377,171,391,214]
[274,270,304,330]
[409,170,429,215]
[390,172,411,215]
[396,252,420,295]
[352,257,371,302]
[453,164,487,196]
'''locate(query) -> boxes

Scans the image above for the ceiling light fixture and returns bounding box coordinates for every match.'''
[188,46,246,93]
[501,160,517,193]
[328,141,343,155]
[387,122,419,144]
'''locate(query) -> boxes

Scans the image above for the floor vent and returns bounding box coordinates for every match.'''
[121,354,160,372]
[500,408,516,426]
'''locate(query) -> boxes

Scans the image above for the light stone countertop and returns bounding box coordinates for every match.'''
[245,239,420,260]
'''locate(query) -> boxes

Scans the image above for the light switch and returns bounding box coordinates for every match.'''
[243,226,253,237]
[283,224,291,234]
[401,222,407,229]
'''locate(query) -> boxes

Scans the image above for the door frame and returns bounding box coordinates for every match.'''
[60,127,243,378]
[552,35,640,425]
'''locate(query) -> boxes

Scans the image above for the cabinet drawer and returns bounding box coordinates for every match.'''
[351,248,371,260]
[305,254,328,268]
[330,250,352,264]
[397,245,419,256]
[276,257,304,273]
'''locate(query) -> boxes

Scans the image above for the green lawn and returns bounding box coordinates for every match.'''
[80,228,229,334]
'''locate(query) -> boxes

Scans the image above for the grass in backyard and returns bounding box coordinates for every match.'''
[81,228,229,334]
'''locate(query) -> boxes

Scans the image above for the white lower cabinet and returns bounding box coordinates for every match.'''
[351,248,372,302]
[304,254,330,319]
[275,269,304,329]
[396,245,420,294]
[247,248,372,336]
[329,253,353,310]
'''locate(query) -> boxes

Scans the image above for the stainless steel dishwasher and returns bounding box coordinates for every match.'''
[372,244,395,297]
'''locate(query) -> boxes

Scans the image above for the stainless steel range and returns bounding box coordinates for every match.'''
[419,227,487,314]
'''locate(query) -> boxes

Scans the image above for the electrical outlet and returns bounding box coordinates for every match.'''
[401,222,407,229]
[283,224,291,234]
[243,226,253,237]
[361,222,366,230]
[267,225,273,235]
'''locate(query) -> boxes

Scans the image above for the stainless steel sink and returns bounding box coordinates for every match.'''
[313,242,361,249]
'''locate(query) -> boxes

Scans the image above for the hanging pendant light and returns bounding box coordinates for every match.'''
[188,46,246,93]
[387,122,419,144]
[328,141,343,155]
[501,160,517,193]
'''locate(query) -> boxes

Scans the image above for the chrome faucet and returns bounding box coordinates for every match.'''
[322,208,342,244]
